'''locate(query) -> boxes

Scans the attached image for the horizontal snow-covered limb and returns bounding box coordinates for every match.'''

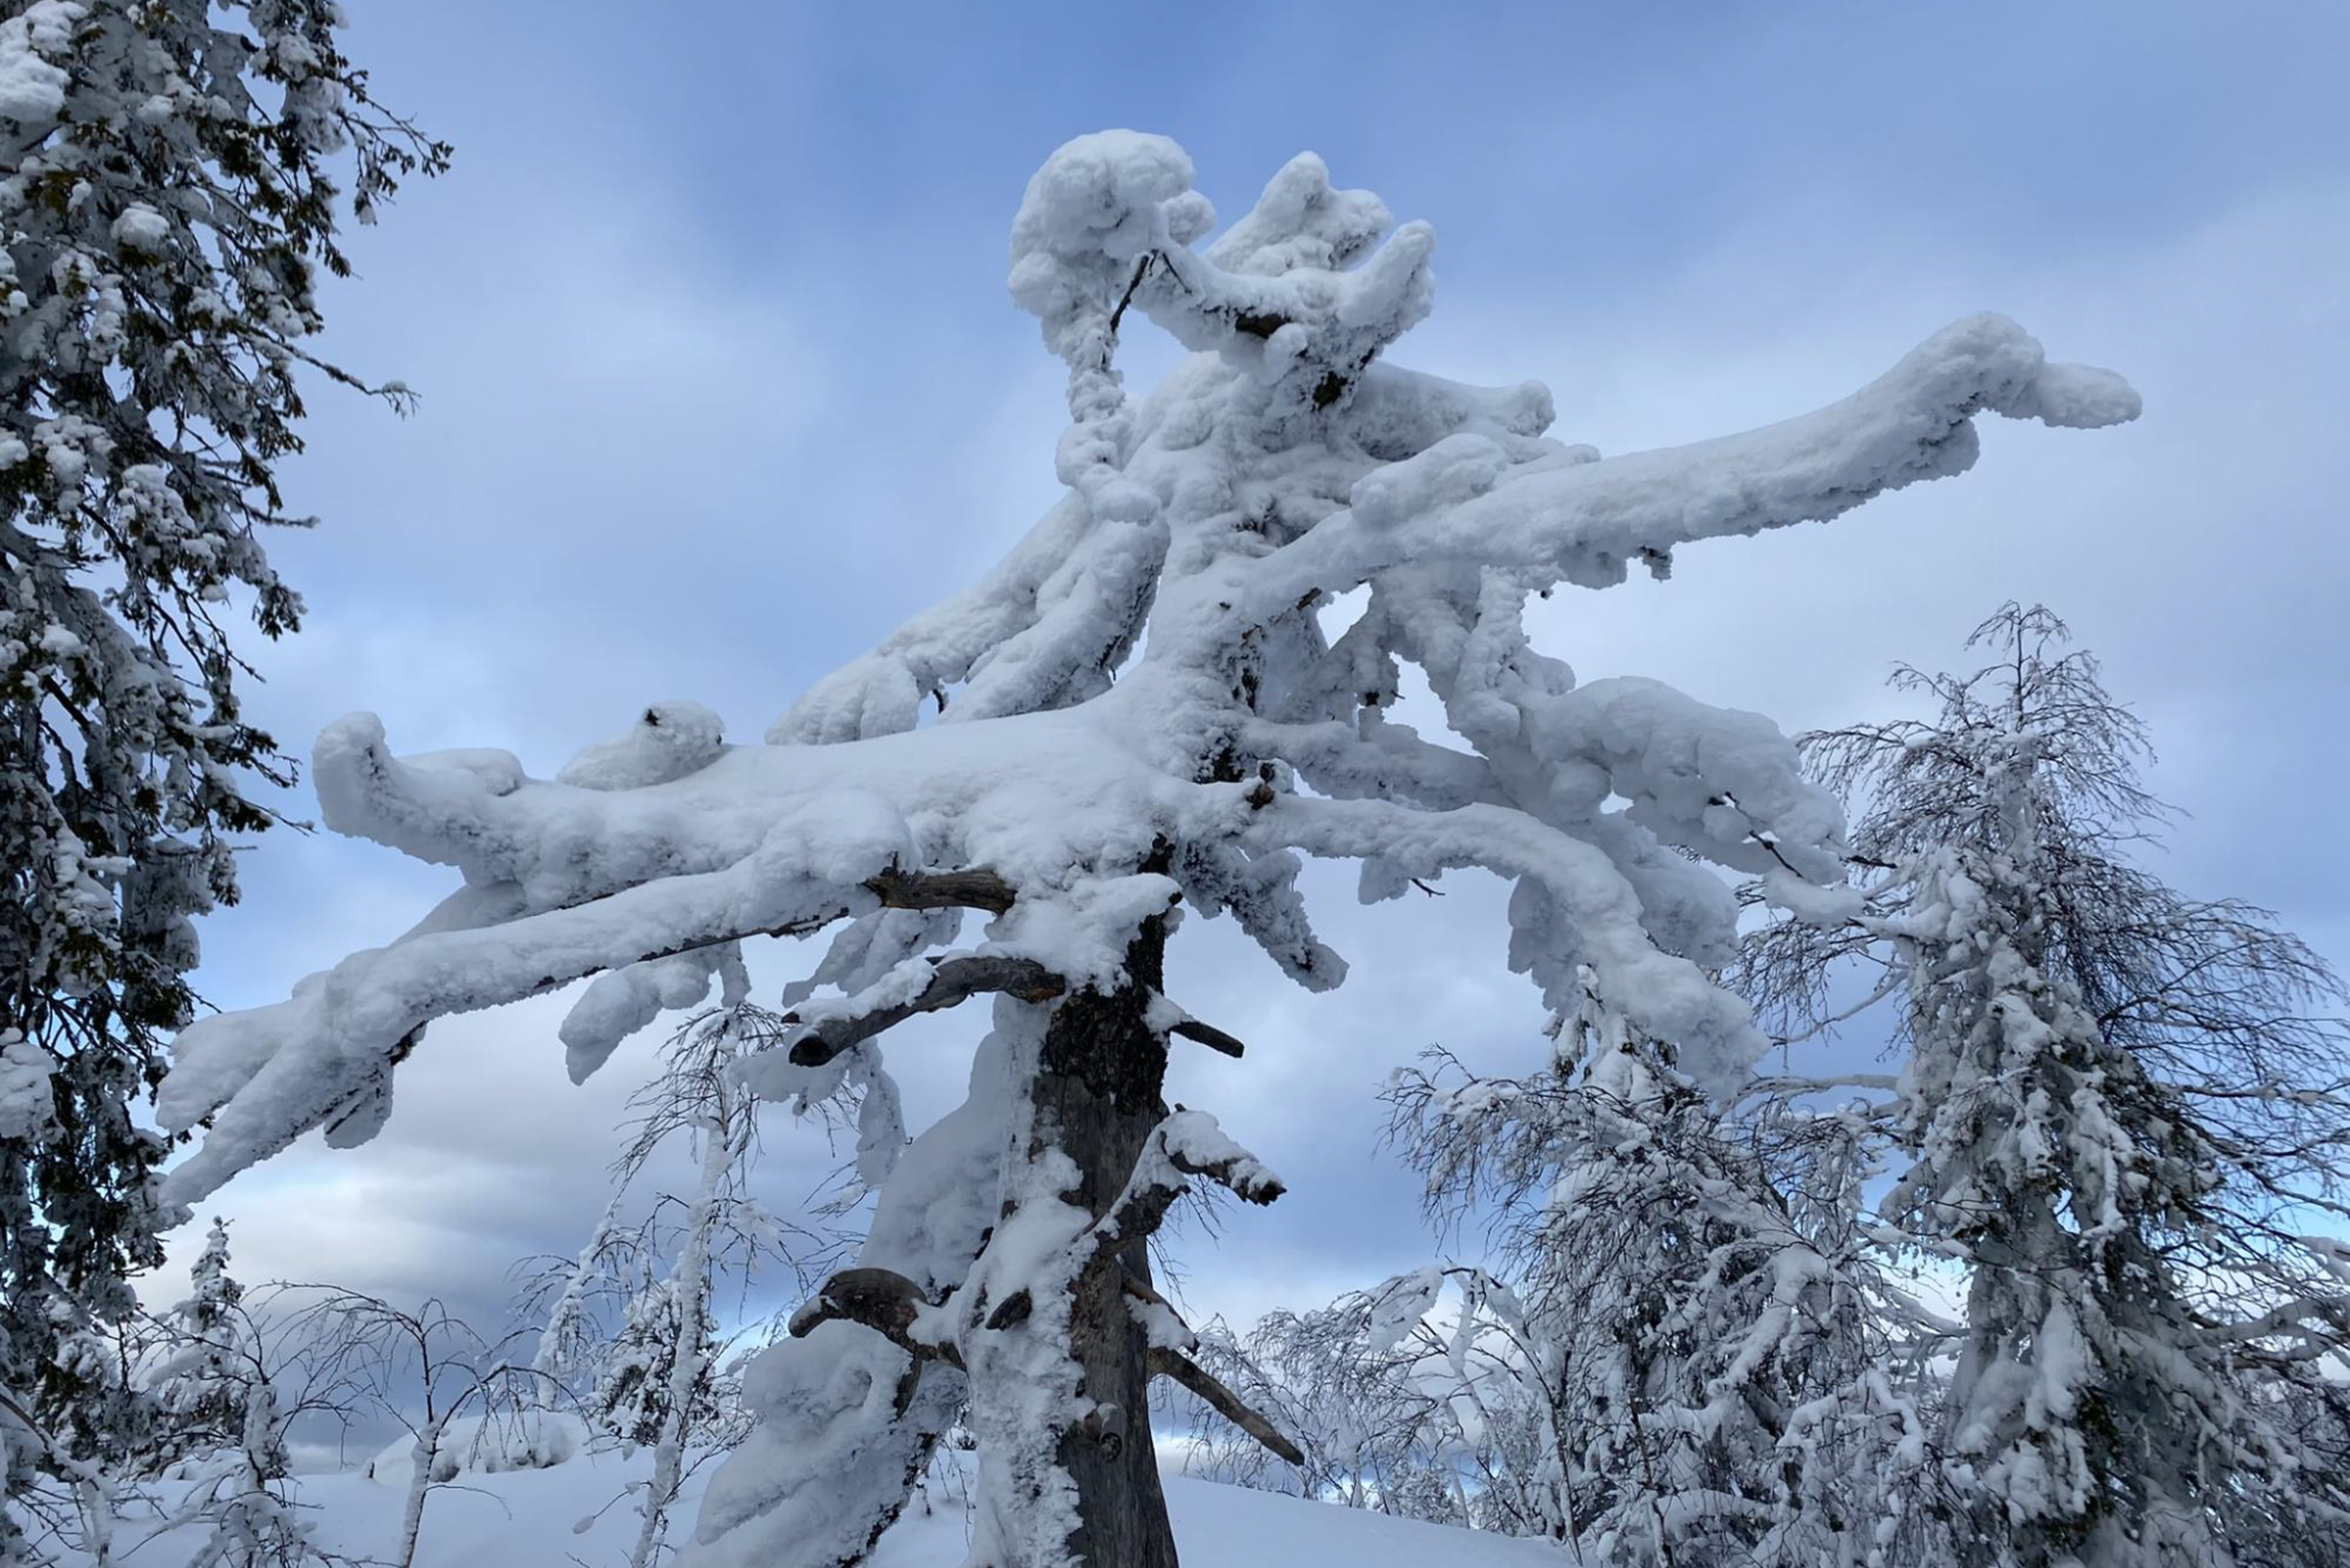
[167,707,1268,1212]
[315,699,1193,921]
[1250,793,1763,1096]
[742,953,1067,1078]
[314,712,917,905]
[1217,313,2139,619]
[1518,676,1848,884]
[1240,712,1501,813]
[154,808,885,1209]
[1343,359,1568,464]
[156,686,1301,1210]
[1259,648,1845,962]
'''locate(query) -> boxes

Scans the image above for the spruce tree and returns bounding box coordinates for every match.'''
[1391,992,1919,1566]
[1743,605,2350,1565]
[144,1217,248,1472]
[0,0,444,1487]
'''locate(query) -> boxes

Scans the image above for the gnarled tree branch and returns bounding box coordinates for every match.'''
[786,1267,962,1371]
[866,866,1018,916]
[787,955,1066,1067]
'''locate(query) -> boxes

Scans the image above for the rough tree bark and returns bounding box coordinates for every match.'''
[1031,913,1183,1568]
[776,868,1298,1568]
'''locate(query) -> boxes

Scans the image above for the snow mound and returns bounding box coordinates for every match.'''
[362,1410,589,1486]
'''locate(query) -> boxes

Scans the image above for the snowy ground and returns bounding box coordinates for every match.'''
[68,1450,1561,1567]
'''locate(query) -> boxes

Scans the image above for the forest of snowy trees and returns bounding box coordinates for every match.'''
[3,5,2345,1568]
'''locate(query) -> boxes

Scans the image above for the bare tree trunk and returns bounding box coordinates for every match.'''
[394,1412,448,1568]
[1029,920,1181,1568]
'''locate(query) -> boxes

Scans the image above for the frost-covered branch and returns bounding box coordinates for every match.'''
[1097,1110,1287,1255]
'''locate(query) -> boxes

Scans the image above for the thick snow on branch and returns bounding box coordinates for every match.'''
[161,130,2135,1209]
[1208,312,2138,625]
[1096,1110,1285,1253]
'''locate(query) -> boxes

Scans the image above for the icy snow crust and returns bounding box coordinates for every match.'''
[155,131,2135,1567]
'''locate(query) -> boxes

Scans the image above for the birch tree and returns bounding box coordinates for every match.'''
[278,1292,532,1568]
[1390,998,1930,1566]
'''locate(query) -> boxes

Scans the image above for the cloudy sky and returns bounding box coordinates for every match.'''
[164,0,2350,1382]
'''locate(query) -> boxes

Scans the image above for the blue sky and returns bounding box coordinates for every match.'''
[167,2,2350,1363]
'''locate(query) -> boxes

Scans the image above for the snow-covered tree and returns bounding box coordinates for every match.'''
[137,1224,319,1568]
[1389,993,1929,1566]
[0,0,444,1485]
[151,133,2137,1567]
[1740,605,2350,1566]
[516,1004,832,1564]
[604,1006,781,1568]
[278,1291,533,1568]
[590,1262,725,1451]
[1169,1284,1459,1521]
[142,1218,251,1469]
[524,1204,621,1410]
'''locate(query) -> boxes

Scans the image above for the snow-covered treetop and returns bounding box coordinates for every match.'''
[155,130,2137,1209]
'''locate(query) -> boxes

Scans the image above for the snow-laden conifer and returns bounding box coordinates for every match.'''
[143,1220,251,1470]
[0,0,443,1486]
[1741,606,2350,1566]
[124,1222,347,1568]
[153,134,2136,1567]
